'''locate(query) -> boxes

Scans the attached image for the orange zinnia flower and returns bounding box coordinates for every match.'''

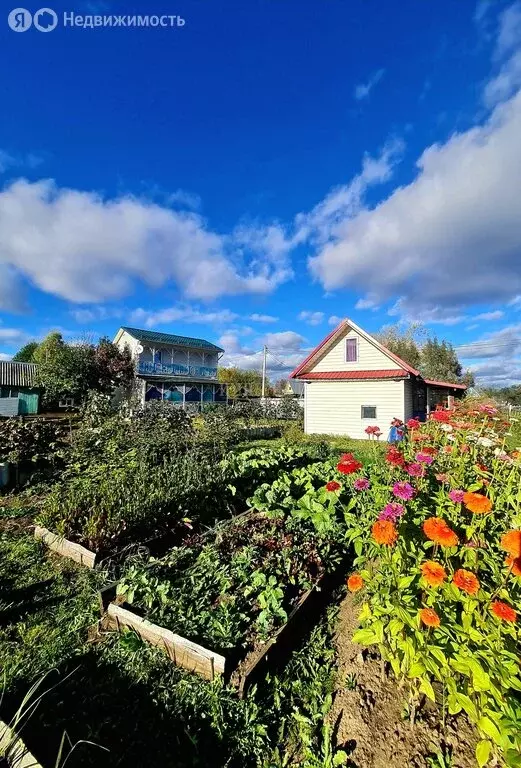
[505,555,521,577]
[371,520,398,546]
[491,600,517,623]
[419,607,440,627]
[463,492,492,514]
[347,574,364,592]
[420,561,446,587]
[453,569,480,595]
[423,518,459,547]
[501,530,521,559]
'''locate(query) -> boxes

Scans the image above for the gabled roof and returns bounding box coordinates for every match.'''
[290,318,420,379]
[302,370,409,381]
[116,327,224,353]
[0,361,38,388]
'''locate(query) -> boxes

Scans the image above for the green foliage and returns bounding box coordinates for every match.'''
[0,418,67,486]
[218,367,265,398]
[420,337,465,383]
[12,341,39,362]
[375,322,425,370]
[33,332,134,406]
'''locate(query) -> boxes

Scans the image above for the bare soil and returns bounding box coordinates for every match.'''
[329,593,478,768]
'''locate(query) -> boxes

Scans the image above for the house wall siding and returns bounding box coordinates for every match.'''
[304,379,406,439]
[311,326,403,372]
[404,380,414,422]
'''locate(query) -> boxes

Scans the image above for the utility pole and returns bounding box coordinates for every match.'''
[261,345,267,400]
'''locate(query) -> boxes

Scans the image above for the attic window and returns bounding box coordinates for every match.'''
[345,337,358,362]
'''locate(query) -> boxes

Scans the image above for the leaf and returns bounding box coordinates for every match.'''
[475,739,491,768]
[419,677,436,702]
[333,751,348,766]
[455,693,478,722]
[447,693,462,715]
[408,662,426,679]
[477,717,502,746]
[352,628,379,646]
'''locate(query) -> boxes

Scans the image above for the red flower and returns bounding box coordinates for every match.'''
[406,418,420,429]
[430,411,451,423]
[491,601,517,623]
[453,569,480,595]
[325,481,341,492]
[385,446,405,467]
[337,453,362,474]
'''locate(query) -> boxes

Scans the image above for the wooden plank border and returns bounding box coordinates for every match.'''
[105,603,226,681]
[0,719,44,768]
[34,526,97,568]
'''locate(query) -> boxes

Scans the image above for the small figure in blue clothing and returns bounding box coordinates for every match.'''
[387,418,405,443]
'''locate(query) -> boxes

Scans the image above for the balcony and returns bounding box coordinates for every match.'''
[137,361,218,379]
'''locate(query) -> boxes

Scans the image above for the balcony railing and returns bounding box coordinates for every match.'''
[138,361,218,378]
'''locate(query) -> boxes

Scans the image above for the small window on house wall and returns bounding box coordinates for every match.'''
[361,406,377,419]
[345,337,358,362]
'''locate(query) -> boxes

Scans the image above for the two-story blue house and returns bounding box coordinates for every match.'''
[113,327,227,406]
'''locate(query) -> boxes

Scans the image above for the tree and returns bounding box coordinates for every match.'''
[33,332,134,406]
[12,341,39,362]
[218,367,269,398]
[419,338,463,383]
[273,378,289,395]
[375,324,472,385]
[374,323,425,370]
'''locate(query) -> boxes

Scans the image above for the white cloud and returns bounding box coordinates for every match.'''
[354,69,385,101]
[328,315,344,326]
[0,353,12,361]
[166,189,201,210]
[219,329,308,377]
[298,310,324,326]
[474,310,504,320]
[0,327,26,342]
[0,264,27,312]
[355,295,380,311]
[129,306,238,328]
[388,300,466,326]
[70,306,123,324]
[309,86,521,313]
[457,323,521,359]
[484,2,521,106]
[294,139,404,248]
[0,150,43,175]
[249,313,279,323]
[0,179,292,309]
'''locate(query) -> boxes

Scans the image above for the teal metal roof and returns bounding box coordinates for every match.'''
[120,327,224,353]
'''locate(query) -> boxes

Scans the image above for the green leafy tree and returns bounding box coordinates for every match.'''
[218,367,269,398]
[374,323,425,370]
[419,338,462,383]
[33,332,134,406]
[12,341,39,362]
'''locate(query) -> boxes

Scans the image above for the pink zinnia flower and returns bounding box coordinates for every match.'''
[406,463,425,478]
[354,478,370,491]
[378,502,405,522]
[416,452,434,465]
[392,481,416,500]
[449,489,465,503]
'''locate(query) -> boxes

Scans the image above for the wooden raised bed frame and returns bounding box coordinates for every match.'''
[98,558,347,696]
[0,719,44,768]
[34,526,97,568]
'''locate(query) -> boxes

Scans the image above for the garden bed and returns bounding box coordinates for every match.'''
[98,510,350,693]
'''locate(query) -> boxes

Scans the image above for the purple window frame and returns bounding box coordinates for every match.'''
[345,337,358,363]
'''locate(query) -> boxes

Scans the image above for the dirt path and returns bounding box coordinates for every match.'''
[328,593,478,768]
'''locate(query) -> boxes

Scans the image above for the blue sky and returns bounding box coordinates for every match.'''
[1,0,521,383]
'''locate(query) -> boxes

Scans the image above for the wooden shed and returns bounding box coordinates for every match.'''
[0,362,40,416]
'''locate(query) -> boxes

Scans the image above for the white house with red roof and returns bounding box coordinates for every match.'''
[289,319,466,439]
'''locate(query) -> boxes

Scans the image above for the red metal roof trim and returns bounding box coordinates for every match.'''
[289,321,345,378]
[300,369,409,380]
[424,379,467,390]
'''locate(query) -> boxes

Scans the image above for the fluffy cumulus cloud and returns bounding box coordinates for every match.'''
[219,329,308,377]
[0,180,292,311]
[308,6,521,317]
[298,310,324,326]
